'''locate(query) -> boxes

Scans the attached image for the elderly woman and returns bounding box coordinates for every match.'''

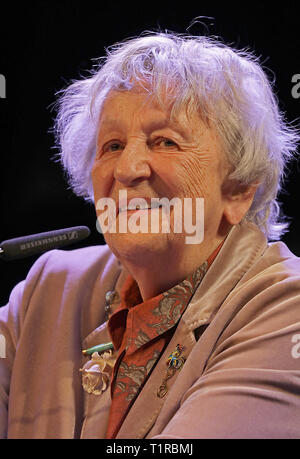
[1,31,300,439]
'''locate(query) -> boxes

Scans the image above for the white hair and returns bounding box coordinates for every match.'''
[53,31,300,240]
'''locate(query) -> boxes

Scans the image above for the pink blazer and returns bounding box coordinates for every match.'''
[1,221,300,438]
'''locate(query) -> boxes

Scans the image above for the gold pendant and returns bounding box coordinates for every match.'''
[157,344,186,398]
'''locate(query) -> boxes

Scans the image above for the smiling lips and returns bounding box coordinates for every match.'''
[118,197,163,214]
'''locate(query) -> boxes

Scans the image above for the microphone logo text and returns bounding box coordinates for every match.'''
[0,74,6,99]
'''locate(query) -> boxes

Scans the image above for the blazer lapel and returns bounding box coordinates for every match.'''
[116,222,267,438]
[116,320,197,439]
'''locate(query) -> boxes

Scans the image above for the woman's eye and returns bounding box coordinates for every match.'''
[103,141,123,153]
[154,138,178,149]
[162,139,176,147]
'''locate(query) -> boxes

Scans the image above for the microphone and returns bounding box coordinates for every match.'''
[0,226,91,261]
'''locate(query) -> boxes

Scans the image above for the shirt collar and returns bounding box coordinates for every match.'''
[108,240,224,353]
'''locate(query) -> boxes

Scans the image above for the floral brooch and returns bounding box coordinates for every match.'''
[80,342,116,396]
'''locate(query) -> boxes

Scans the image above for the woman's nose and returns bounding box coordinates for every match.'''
[113,141,152,186]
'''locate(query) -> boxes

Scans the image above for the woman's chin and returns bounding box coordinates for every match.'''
[104,231,172,262]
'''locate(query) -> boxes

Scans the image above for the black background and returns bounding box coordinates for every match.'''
[0,1,299,306]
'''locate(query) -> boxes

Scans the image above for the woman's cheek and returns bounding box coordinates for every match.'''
[173,155,211,198]
[92,159,115,200]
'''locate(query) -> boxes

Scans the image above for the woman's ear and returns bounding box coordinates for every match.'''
[222,181,259,225]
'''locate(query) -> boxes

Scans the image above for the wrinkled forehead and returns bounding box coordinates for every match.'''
[100,84,172,117]
[97,85,209,138]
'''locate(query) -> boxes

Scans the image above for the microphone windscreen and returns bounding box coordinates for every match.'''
[0,226,91,260]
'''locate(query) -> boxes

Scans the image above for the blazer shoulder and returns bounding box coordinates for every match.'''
[0,244,120,336]
[239,240,300,289]
[5,244,119,312]
[264,241,300,272]
[25,243,118,281]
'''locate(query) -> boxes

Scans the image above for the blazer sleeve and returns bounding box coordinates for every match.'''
[0,252,53,438]
[152,276,300,439]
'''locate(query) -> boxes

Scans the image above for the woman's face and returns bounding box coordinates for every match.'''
[92,88,230,263]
